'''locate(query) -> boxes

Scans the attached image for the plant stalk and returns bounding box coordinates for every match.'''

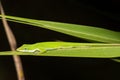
[0,1,25,80]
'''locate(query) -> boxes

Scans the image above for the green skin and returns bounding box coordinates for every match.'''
[17,42,120,54]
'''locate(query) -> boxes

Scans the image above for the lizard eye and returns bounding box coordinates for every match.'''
[24,48,28,50]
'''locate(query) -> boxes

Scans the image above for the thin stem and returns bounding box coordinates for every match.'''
[0,1,25,80]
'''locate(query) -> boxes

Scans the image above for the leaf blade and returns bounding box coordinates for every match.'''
[1,46,120,58]
[0,15,120,43]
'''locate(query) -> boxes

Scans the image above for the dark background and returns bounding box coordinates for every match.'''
[0,0,120,80]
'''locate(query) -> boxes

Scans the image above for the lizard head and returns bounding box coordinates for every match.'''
[16,44,40,53]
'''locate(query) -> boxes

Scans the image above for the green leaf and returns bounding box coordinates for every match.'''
[1,46,120,58]
[0,15,120,43]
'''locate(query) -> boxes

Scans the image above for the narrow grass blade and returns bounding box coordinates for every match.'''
[0,15,120,43]
[0,46,120,58]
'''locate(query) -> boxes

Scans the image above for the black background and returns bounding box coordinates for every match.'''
[0,0,120,80]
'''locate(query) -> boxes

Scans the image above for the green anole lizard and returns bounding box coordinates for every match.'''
[17,42,120,58]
